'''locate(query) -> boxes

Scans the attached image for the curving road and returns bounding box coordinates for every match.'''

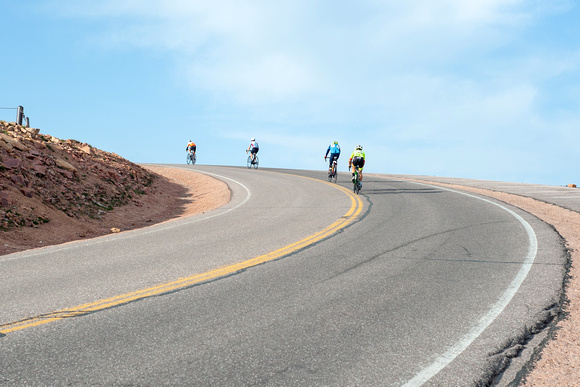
[0,165,567,386]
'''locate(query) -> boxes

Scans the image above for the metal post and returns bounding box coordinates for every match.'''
[25,117,30,128]
[16,106,24,125]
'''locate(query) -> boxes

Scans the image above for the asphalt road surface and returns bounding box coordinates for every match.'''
[0,165,567,386]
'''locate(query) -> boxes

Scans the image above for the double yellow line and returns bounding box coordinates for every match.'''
[1,178,363,335]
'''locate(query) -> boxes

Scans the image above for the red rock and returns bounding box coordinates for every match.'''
[108,169,122,182]
[59,169,74,179]
[0,191,10,207]
[3,157,21,170]
[11,175,26,186]
[20,188,35,198]
[31,164,47,176]
[0,119,157,231]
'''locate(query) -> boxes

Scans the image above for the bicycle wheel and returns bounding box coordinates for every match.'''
[247,155,253,169]
[186,154,191,165]
[192,154,196,165]
[253,155,259,169]
[331,172,337,183]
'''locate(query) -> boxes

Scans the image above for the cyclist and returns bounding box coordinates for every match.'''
[186,140,196,159]
[246,138,259,164]
[324,141,341,173]
[348,145,366,185]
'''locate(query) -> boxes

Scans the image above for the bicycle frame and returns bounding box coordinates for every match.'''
[352,167,362,194]
[327,159,338,182]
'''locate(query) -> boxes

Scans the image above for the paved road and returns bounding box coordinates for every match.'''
[0,166,568,385]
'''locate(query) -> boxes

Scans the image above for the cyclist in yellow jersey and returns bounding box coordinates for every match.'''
[348,145,366,183]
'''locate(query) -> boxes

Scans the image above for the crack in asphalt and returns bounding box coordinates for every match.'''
[326,220,518,281]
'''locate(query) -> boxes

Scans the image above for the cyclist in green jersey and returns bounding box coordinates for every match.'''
[349,145,366,184]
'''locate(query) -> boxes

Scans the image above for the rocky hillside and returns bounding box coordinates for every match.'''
[0,120,157,231]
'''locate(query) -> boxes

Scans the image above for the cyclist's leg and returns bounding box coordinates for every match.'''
[330,154,338,171]
[358,159,365,181]
[352,157,363,182]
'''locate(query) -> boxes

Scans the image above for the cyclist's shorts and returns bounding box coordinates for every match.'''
[251,147,259,154]
[190,146,196,152]
[352,157,365,169]
[329,153,339,166]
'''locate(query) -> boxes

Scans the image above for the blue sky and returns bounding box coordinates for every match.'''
[2,1,580,185]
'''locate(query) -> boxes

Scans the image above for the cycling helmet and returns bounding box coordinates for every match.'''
[356,145,363,150]
[251,138,255,141]
[333,141,338,144]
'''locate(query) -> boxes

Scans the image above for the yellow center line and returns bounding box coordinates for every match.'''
[0,176,363,335]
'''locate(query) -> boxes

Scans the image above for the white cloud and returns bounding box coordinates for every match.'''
[40,0,580,183]
[45,0,558,106]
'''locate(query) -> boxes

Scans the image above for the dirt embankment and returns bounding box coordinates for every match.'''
[0,121,229,256]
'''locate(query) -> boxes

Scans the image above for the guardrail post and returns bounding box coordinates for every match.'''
[16,106,24,125]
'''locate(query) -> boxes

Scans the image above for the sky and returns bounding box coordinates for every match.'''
[2,0,580,185]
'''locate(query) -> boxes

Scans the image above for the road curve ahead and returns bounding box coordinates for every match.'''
[0,166,566,386]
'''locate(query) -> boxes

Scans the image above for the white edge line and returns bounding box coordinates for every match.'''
[402,181,538,387]
[0,168,252,262]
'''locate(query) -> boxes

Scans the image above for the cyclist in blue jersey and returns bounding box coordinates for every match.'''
[324,141,341,172]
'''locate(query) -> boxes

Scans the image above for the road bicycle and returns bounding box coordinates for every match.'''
[246,153,259,169]
[352,169,362,194]
[327,159,338,183]
[186,152,196,165]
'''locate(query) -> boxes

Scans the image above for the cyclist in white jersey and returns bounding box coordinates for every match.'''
[246,138,259,164]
